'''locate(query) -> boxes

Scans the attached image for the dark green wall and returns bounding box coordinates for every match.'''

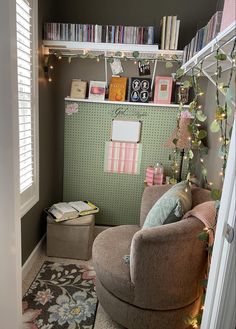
[21,0,64,265]
[53,0,220,48]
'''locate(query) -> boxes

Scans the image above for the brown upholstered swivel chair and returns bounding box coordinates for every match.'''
[93,185,211,329]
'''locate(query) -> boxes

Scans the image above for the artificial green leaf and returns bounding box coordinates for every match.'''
[226,88,234,108]
[198,130,207,139]
[132,51,140,58]
[202,168,207,176]
[188,124,194,133]
[215,53,227,61]
[196,110,207,122]
[218,144,226,157]
[172,138,178,145]
[198,231,209,241]
[115,51,122,57]
[211,189,222,201]
[188,149,194,159]
[182,80,191,88]
[196,313,203,324]
[107,57,114,63]
[189,100,197,111]
[202,278,208,288]
[227,106,232,116]
[165,61,173,69]
[210,120,220,133]
[215,200,220,209]
[171,54,178,60]
[207,245,213,255]
[229,126,233,138]
[176,68,185,78]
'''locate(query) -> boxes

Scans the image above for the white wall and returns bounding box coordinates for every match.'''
[0,0,22,328]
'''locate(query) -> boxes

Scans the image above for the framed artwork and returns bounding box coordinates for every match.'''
[70,79,87,99]
[88,81,106,101]
[111,119,141,143]
[154,76,173,104]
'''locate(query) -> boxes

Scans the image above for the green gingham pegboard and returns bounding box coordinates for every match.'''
[63,101,183,226]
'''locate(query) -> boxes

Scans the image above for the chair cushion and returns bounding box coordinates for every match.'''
[143,181,192,228]
[92,225,139,304]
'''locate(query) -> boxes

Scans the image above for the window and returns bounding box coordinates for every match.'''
[16,0,39,216]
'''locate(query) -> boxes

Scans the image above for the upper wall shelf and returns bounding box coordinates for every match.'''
[64,97,189,108]
[181,22,236,76]
[42,40,183,61]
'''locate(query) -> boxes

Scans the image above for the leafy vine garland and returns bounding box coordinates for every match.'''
[172,41,235,329]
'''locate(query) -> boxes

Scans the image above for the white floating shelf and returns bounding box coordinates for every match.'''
[181,22,236,75]
[43,40,183,60]
[65,97,189,108]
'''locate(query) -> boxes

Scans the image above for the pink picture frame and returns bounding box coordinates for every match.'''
[153,76,173,104]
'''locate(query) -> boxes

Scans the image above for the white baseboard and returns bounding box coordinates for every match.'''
[94,225,110,237]
[22,233,46,280]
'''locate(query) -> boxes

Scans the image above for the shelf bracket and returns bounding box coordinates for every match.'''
[151,59,157,92]
[201,68,236,108]
[105,51,108,87]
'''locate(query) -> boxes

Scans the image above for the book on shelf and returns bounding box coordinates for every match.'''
[160,16,166,50]
[127,77,152,103]
[182,10,223,64]
[160,16,180,50]
[88,81,106,101]
[108,77,128,102]
[44,22,156,45]
[165,16,172,50]
[48,201,99,222]
[220,0,236,32]
[70,79,87,99]
[169,15,177,50]
[174,20,180,50]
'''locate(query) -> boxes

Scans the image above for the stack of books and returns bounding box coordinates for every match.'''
[160,16,180,50]
[182,11,223,64]
[44,23,155,45]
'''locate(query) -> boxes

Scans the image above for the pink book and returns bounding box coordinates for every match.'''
[220,0,236,32]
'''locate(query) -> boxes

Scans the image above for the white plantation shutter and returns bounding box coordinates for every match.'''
[16,0,39,216]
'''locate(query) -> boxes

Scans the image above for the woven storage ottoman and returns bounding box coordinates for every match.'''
[47,214,95,260]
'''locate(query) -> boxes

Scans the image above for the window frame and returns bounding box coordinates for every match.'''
[17,0,39,217]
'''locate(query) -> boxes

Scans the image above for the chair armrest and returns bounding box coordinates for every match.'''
[130,218,207,310]
[139,185,171,227]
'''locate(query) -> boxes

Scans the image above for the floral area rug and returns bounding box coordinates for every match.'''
[22,261,97,329]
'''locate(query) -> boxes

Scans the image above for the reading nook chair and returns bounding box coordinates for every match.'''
[92,184,213,329]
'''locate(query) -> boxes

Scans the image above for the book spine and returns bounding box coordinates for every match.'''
[127,78,132,102]
[147,26,154,45]
[165,16,172,50]
[174,20,180,50]
[170,16,177,49]
[160,17,166,49]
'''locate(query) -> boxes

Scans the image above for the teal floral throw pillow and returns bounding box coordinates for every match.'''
[143,181,192,229]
